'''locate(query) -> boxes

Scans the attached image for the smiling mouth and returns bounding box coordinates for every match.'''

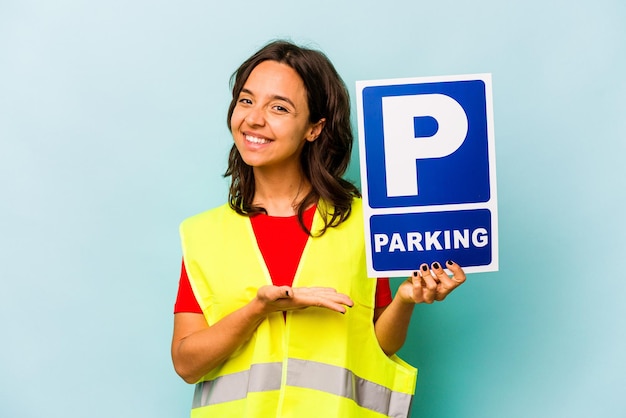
[245,134,271,145]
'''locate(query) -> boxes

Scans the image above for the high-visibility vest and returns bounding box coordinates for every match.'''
[180,198,417,418]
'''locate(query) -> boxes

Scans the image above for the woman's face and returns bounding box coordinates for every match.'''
[230,60,324,174]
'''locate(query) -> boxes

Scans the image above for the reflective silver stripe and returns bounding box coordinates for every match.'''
[287,358,413,418]
[193,359,413,417]
[192,362,282,408]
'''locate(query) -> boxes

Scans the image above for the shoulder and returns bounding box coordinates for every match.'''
[350,196,363,213]
[179,203,233,231]
[347,197,363,228]
[319,196,362,214]
[315,196,363,233]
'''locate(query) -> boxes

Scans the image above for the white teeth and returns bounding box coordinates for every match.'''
[245,135,270,144]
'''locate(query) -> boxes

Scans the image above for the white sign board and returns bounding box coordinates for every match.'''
[356,74,498,277]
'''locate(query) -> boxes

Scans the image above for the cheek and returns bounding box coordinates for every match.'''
[230,108,244,130]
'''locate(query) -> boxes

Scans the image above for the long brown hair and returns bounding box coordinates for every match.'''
[224,40,360,235]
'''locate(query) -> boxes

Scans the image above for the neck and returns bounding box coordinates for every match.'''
[253,168,311,217]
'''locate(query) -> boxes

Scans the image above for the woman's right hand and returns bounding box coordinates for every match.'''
[256,285,353,314]
[172,285,353,383]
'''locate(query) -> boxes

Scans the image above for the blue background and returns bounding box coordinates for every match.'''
[1,1,625,417]
[363,79,491,207]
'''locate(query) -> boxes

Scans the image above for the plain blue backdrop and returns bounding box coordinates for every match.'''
[1,1,625,417]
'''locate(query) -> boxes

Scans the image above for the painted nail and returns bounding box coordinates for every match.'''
[413,271,418,277]
[446,260,454,266]
[285,290,290,297]
[433,262,440,269]
[422,265,428,271]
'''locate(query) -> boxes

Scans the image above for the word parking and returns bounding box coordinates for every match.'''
[374,228,489,253]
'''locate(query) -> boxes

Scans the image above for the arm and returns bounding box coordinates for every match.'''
[171,285,353,383]
[374,260,466,356]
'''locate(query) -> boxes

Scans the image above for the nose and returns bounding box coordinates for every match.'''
[244,105,265,127]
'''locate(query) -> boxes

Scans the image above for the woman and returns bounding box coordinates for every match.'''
[172,40,466,418]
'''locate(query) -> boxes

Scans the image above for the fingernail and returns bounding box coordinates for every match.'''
[446,260,454,266]
[433,262,440,269]
[285,290,290,297]
[413,271,418,277]
[421,265,428,271]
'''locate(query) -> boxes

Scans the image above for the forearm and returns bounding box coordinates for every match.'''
[172,298,268,383]
[374,295,415,356]
[172,284,353,383]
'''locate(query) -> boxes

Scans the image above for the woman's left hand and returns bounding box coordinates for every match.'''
[397,260,466,304]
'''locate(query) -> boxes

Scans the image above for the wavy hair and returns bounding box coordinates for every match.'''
[224,40,360,235]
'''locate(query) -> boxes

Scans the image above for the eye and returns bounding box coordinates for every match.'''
[238,97,253,105]
[272,105,289,113]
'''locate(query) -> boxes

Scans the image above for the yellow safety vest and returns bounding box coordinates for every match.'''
[180,198,417,418]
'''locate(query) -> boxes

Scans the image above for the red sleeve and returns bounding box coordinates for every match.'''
[375,278,392,308]
[173,260,202,314]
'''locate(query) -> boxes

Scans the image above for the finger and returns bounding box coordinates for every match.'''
[320,292,354,308]
[432,261,457,287]
[297,287,340,296]
[259,285,293,302]
[431,261,456,301]
[302,287,354,306]
[445,260,466,285]
[419,264,437,304]
[292,288,354,311]
[279,286,293,299]
[409,271,425,303]
[298,294,353,313]
[430,261,442,283]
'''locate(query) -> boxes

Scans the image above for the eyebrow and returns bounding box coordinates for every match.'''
[240,88,297,109]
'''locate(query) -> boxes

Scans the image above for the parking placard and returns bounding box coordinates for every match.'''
[356,74,498,277]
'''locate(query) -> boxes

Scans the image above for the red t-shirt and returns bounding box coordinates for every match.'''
[174,204,392,313]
